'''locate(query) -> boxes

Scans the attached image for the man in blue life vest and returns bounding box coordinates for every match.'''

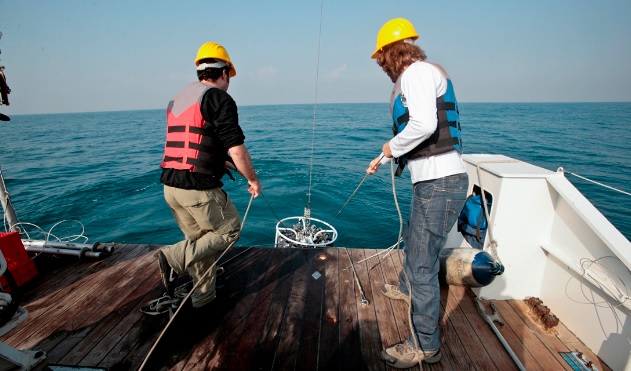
[367,18,469,368]
[158,41,261,309]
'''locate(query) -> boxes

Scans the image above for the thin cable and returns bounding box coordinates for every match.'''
[139,194,255,371]
[306,0,324,210]
[562,169,631,197]
[331,173,369,223]
[368,238,402,271]
[341,237,402,270]
[331,153,384,223]
[261,191,287,227]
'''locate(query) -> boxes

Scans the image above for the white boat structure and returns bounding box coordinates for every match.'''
[447,153,631,371]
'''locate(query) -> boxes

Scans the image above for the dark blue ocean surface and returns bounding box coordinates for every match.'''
[1,103,630,248]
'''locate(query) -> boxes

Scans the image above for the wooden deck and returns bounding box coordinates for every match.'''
[1,244,612,371]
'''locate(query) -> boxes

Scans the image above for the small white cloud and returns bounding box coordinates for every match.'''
[327,64,347,80]
[256,66,277,80]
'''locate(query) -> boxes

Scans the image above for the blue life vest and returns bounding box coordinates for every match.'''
[392,79,463,176]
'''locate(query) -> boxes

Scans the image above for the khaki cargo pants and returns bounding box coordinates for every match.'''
[162,185,241,308]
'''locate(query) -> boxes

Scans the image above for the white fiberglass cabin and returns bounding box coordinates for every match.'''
[446,154,631,371]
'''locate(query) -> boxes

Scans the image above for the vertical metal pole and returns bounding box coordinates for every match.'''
[0,165,20,232]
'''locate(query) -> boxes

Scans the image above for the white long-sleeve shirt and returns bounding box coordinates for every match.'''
[381,61,466,184]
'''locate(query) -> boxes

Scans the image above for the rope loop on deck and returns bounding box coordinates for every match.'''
[140,281,192,315]
[140,295,181,316]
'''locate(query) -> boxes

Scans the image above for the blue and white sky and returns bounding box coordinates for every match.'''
[1,0,630,115]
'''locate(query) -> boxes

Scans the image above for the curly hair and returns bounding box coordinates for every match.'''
[196,58,231,82]
[376,42,426,83]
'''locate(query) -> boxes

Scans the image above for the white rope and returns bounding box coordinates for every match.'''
[387,160,422,365]
[9,220,90,259]
[575,256,631,345]
[475,160,519,266]
[559,168,631,197]
[340,237,402,270]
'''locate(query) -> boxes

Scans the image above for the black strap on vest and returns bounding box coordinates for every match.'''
[436,101,456,112]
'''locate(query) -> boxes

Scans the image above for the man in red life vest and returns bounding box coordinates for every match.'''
[158,42,261,308]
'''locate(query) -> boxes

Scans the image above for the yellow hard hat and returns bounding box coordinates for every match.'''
[195,42,236,77]
[371,18,419,59]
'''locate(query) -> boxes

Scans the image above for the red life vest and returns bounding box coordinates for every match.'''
[160,82,226,176]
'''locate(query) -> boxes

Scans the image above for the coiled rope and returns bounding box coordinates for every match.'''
[576,256,631,345]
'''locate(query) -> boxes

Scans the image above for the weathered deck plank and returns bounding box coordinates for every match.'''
[222,248,286,370]
[273,248,315,370]
[507,298,612,371]
[317,248,341,370]
[0,244,613,371]
[4,244,147,347]
[351,248,386,371]
[441,285,500,371]
[49,244,158,363]
[453,285,517,370]
[368,251,407,371]
[179,247,278,370]
[238,248,297,370]
[516,302,576,368]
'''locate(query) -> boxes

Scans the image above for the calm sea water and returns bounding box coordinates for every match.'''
[1,103,630,248]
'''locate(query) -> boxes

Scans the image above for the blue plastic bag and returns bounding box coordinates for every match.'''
[457,191,492,249]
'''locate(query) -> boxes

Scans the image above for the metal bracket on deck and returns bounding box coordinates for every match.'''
[0,303,48,370]
[485,301,504,325]
[475,297,526,371]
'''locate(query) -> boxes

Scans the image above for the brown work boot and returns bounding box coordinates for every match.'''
[157,251,178,297]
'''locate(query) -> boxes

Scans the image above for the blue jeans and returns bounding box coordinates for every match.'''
[398,173,469,351]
